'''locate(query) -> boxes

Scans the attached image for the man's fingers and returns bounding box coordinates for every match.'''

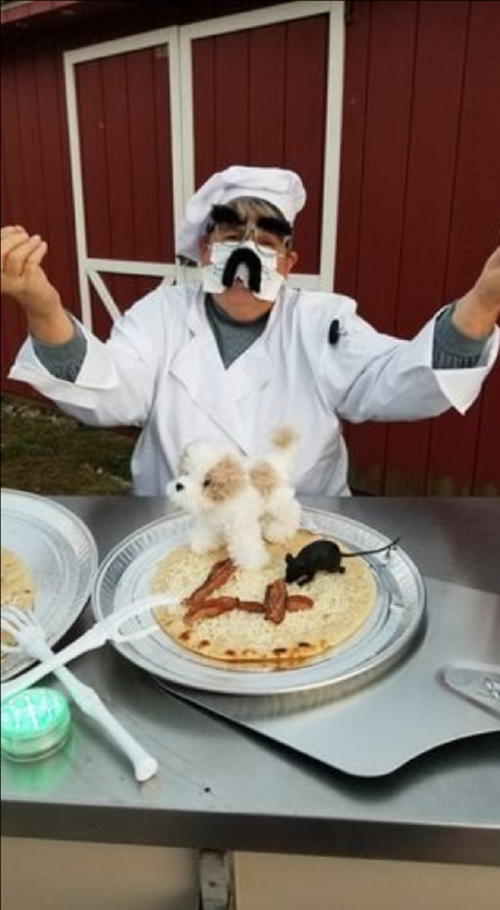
[25,241,48,270]
[1,225,27,240]
[1,230,29,254]
[2,235,43,278]
[0,224,24,240]
[1,230,30,269]
[487,247,500,270]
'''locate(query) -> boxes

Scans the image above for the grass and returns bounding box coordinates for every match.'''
[1,393,135,495]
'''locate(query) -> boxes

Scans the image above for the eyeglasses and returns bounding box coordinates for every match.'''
[211,223,289,257]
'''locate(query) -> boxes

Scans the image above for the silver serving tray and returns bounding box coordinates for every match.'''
[1,489,99,681]
[157,580,499,777]
[91,508,426,697]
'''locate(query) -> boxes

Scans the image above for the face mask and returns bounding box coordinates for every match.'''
[202,240,285,302]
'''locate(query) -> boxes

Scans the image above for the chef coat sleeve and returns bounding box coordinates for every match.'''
[8,290,167,428]
[325,309,499,423]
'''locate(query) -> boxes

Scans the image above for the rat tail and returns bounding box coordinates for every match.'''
[344,537,401,557]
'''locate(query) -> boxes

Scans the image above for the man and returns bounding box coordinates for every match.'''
[1,165,499,495]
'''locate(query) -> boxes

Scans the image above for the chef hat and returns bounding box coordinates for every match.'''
[176,165,306,262]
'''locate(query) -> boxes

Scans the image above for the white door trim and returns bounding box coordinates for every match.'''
[64,26,182,329]
[321,2,345,291]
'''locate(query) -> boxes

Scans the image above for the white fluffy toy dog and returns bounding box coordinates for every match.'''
[166,427,301,570]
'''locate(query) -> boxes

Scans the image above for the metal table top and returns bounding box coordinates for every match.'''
[2,496,499,866]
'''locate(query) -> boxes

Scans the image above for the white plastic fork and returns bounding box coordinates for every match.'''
[0,602,173,782]
[1,593,178,704]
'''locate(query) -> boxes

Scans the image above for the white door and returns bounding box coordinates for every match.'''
[64,2,344,330]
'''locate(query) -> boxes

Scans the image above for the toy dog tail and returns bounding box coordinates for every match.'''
[267,425,299,474]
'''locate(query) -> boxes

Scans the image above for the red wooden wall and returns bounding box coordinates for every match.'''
[335,0,500,494]
[191,16,328,275]
[1,0,499,494]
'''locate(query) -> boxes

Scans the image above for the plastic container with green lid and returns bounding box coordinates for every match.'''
[1,688,72,761]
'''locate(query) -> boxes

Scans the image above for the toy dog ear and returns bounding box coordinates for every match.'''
[285,553,293,565]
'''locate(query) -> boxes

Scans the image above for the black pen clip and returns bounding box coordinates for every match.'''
[329,319,341,345]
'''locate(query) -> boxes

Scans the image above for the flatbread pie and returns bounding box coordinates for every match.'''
[1,546,34,610]
[1,546,35,654]
[151,531,377,665]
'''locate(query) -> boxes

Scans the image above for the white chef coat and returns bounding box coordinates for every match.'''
[9,283,499,496]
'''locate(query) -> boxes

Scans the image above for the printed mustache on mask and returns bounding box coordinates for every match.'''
[222,247,263,292]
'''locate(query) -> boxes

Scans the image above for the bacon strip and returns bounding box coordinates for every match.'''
[264,579,288,624]
[186,597,265,624]
[185,596,240,623]
[184,558,237,606]
[237,600,265,614]
[286,594,314,612]
[183,561,315,630]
